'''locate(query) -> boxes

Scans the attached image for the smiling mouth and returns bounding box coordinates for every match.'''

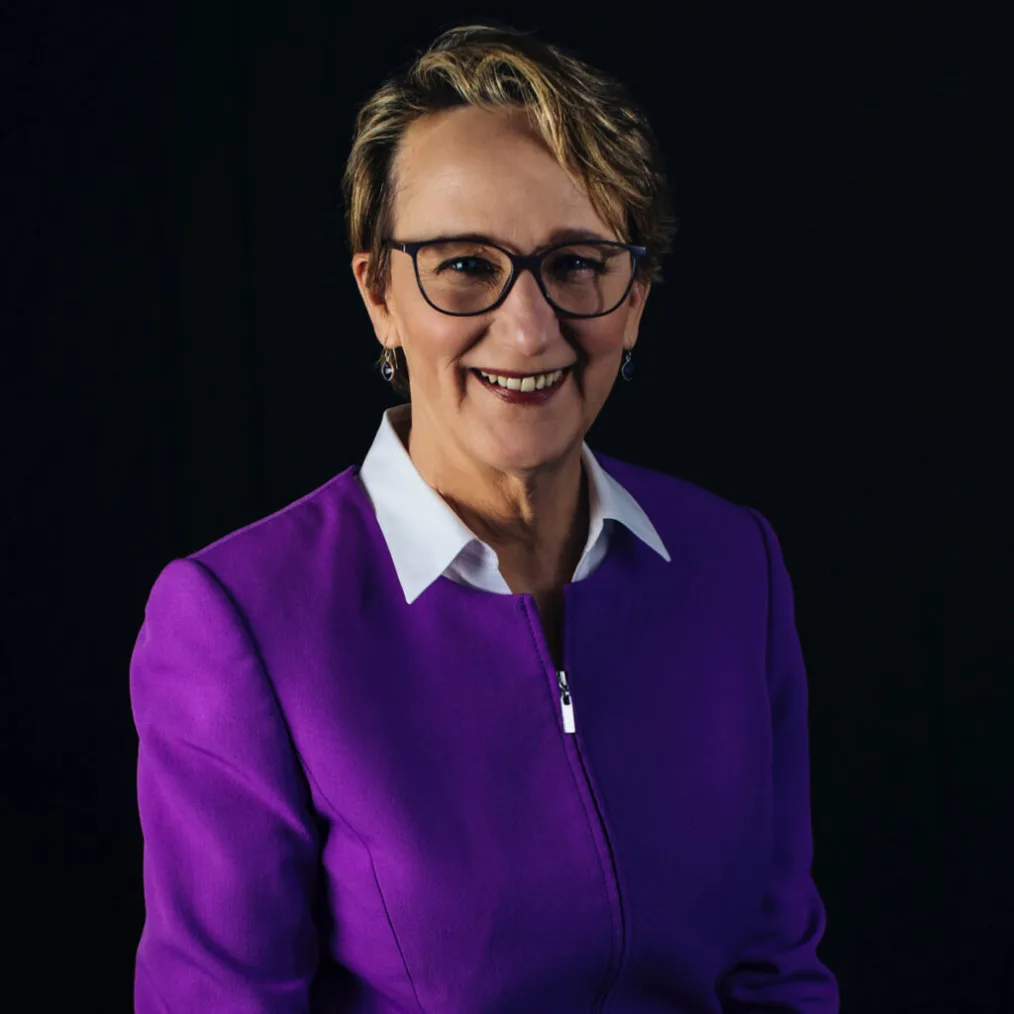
[470,366,572,392]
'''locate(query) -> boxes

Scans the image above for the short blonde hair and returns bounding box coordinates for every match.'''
[342,22,677,396]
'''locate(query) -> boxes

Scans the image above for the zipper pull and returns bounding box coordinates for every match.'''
[556,670,576,734]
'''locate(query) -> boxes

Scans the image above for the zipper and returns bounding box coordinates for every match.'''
[556,669,576,734]
[554,667,625,1011]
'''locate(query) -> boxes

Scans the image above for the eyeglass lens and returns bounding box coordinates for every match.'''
[414,241,633,316]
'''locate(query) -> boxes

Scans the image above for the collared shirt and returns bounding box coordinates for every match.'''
[356,403,671,604]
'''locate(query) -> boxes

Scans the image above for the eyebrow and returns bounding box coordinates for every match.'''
[421,227,614,251]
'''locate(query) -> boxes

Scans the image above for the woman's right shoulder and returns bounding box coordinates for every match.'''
[143,464,378,617]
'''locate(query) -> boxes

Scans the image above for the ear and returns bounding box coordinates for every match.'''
[625,278,651,350]
[351,252,402,349]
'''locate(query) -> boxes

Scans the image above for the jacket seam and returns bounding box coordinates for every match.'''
[743,505,779,895]
[189,558,427,1014]
[743,508,774,697]
[298,762,427,1014]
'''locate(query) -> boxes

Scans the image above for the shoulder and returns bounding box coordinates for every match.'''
[170,465,375,604]
[592,449,743,517]
[591,449,772,571]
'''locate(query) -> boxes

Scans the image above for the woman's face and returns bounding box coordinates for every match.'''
[352,105,650,475]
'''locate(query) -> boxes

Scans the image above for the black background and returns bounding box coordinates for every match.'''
[3,2,1010,1011]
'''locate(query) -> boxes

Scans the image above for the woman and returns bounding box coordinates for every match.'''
[131,23,839,1013]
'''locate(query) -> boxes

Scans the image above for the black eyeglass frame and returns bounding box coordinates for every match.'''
[381,236,648,319]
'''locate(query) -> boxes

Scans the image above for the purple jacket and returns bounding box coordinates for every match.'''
[130,452,839,1013]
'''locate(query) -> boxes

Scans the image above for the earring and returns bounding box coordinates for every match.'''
[620,347,635,382]
[380,346,397,382]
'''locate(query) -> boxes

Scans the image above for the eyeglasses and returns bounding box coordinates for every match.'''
[382,235,647,318]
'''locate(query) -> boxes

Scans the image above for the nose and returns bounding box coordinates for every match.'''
[496,266,559,353]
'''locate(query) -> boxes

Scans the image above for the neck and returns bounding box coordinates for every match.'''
[400,408,590,592]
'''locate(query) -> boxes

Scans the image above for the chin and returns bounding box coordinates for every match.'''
[472,434,574,475]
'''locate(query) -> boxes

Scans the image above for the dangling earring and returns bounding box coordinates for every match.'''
[380,346,397,382]
[620,347,635,382]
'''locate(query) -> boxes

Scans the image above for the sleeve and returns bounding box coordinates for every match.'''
[716,509,840,1013]
[130,557,321,1013]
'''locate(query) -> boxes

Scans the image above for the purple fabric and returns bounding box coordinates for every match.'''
[130,452,839,1013]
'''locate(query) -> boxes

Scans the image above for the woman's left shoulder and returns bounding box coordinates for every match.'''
[592,447,757,533]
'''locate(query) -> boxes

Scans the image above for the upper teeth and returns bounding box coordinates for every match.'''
[478,368,565,392]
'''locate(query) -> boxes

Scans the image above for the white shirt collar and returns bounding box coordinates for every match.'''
[357,404,670,603]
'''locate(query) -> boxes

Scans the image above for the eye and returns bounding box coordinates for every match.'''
[549,254,605,278]
[438,256,496,275]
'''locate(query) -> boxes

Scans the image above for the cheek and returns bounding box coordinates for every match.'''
[579,314,628,352]
[400,323,474,382]
[574,323,627,373]
[577,359,621,404]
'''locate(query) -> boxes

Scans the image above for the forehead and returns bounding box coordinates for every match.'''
[391,106,615,241]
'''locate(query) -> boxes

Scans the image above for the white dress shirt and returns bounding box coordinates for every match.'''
[357,404,671,604]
